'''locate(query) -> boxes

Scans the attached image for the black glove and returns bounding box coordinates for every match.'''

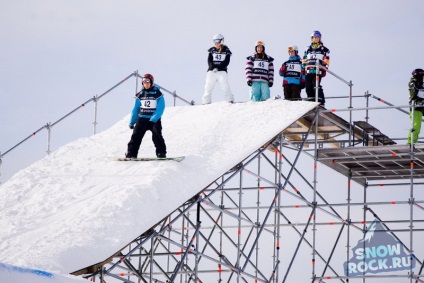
[300,82,306,89]
[247,80,253,86]
[129,125,134,129]
[268,82,273,87]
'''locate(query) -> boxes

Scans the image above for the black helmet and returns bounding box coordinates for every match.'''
[412,68,424,77]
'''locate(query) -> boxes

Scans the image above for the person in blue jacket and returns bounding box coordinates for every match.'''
[126,73,167,158]
[279,45,305,101]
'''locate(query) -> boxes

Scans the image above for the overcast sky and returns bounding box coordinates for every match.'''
[1,0,424,181]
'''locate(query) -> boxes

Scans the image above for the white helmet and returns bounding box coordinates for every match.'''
[288,45,298,51]
[213,34,224,43]
[288,45,298,54]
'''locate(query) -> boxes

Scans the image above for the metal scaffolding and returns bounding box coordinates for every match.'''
[2,69,422,282]
[79,105,424,283]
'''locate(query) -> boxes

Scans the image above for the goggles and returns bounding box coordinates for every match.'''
[213,39,222,44]
[288,47,295,52]
[142,78,151,83]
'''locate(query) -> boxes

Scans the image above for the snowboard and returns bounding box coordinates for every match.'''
[111,156,185,162]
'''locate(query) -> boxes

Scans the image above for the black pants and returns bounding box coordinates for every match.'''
[305,74,325,105]
[283,84,302,101]
[127,118,167,158]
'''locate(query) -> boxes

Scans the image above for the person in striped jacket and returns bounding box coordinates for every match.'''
[245,41,274,101]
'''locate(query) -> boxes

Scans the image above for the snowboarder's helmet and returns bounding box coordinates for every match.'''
[213,34,224,43]
[288,45,298,54]
[311,30,322,38]
[255,40,265,47]
[255,41,265,52]
[412,68,424,78]
[142,74,154,84]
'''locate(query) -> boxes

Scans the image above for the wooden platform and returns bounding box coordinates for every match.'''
[282,107,367,148]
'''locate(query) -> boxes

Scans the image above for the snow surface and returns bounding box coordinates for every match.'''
[0,100,317,276]
[0,262,86,283]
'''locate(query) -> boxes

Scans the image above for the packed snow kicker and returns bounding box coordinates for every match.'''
[0,100,317,278]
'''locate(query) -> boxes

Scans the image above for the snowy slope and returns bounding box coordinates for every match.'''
[0,100,317,274]
[0,262,87,283]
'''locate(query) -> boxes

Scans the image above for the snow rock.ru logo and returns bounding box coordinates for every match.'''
[343,219,415,277]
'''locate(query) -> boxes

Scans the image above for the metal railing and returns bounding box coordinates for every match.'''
[0,67,415,183]
[0,70,194,183]
[308,66,416,147]
[136,72,195,107]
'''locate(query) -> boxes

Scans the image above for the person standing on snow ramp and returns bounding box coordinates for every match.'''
[303,30,330,106]
[279,45,305,101]
[245,41,274,101]
[202,34,234,104]
[126,74,167,158]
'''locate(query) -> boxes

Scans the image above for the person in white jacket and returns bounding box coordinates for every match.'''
[202,34,234,104]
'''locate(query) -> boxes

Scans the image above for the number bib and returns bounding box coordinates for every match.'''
[140,99,157,109]
[307,53,324,61]
[213,53,227,62]
[253,60,269,70]
[286,63,301,72]
[418,89,424,99]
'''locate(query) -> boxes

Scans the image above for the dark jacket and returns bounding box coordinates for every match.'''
[409,77,424,111]
[303,43,330,77]
[207,45,232,72]
[279,55,305,86]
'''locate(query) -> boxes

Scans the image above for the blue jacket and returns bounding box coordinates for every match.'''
[279,55,305,86]
[129,86,165,126]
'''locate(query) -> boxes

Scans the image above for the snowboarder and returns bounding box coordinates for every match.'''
[245,41,274,102]
[303,30,330,106]
[202,34,234,104]
[407,68,424,144]
[279,45,305,101]
[126,73,167,158]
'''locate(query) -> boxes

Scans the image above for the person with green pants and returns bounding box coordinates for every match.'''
[408,68,424,144]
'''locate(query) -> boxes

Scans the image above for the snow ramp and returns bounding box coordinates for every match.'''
[0,100,317,274]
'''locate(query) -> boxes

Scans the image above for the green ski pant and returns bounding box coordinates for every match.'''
[408,109,423,144]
